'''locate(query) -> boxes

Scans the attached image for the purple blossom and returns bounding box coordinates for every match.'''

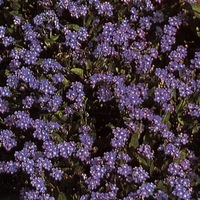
[24,50,38,65]
[0,130,17,151]
[104,151,117,169]
[176,133,189,145]
[97,83,113,102]
[0,160,19,174]
[79,132,93,149]
[154,190,169,200]
[154,88,172,103]
[51,73,64,84]
[0,0,4,6]
[77,27,88,42]
[137,144,154,159]
[13,16,21,25]
[46,95,63,112]
[24,28,39,42]
[132,166,149,183]
[168,14,183,28]
[30,176,46,193]
[188,103,200,117]
[95,1,113,17]
[164,143,180,158]
[2,36,14,47]
[111,127,130,149]
[66,81,85,110]
[0,87,11,97]
[34,10,60,30]
[139,17,152,30]
[90,164,107,179]
[68,2,88,18]
[168,163,185,177]
[36,157,52,171]
[178,82,193,97]
[172,184,192,200]
[43,141,59,159]
[130,7,138,22]
[136,182,156,199]
[22,158,35,174]
[117,164,132,181]
[76,147,91,162]
[161,34,176,52]
[58,141,76,158]
[117,152,131,163]
[191,51,200,69]
[0,26,6,39]
[50,167,63,180]
[22,95,35,109]
[16,67,38,89]
[39,79,56,95]
[23,190,40,200]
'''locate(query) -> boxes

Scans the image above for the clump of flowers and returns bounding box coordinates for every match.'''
[0,0,199,199]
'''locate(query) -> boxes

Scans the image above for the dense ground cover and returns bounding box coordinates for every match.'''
[0,0,200,199]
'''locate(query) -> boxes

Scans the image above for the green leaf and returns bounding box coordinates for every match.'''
[137,155,149,167]
[44,38,53,46]
[175,99,186,113]
[149,160,154,176]
[58,192,67,200]
[7,27,14,34]
[63,78,70,89]
[157,180,164,190]
[162,111,170,124]
[178,116,184,125]
[67,23,79,31]
[5,70,10,76]
[50,31,60,41]
[71,68,84,79]
[9,10,19,16]
[11,1,21,10]
[106,123,115,129]
[192,124,200,134]
[129,133,139,148]
[85,15,93,26]
[53,132,63,143]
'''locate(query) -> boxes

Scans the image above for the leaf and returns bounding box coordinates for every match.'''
[44,38,53,46]
[53,133,63,143]
[149,160,154,176]
[129,133,139,148]
[137,154,149,167]
[11,1,21,10]
[106,123,115,129]
[9,10,19,16]
[192,124,200,134]
[67,23,79,31]
[5,70,10,76]
[7,27,14,34]
[85,15,93,26]
[178,116,184,125]
[58,192,67,200]
[50,31,59,41]
[71,68,84,79]
[162,111,170,124]
[157,180,164,190]
[175,99,186,113]
[62,78,69,90]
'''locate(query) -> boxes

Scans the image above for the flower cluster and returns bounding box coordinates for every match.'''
[0,0,199,199]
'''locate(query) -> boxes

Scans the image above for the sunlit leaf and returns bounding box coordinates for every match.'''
[71,68,84,79]
[129,133,139,148]
[58,192,67,200]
